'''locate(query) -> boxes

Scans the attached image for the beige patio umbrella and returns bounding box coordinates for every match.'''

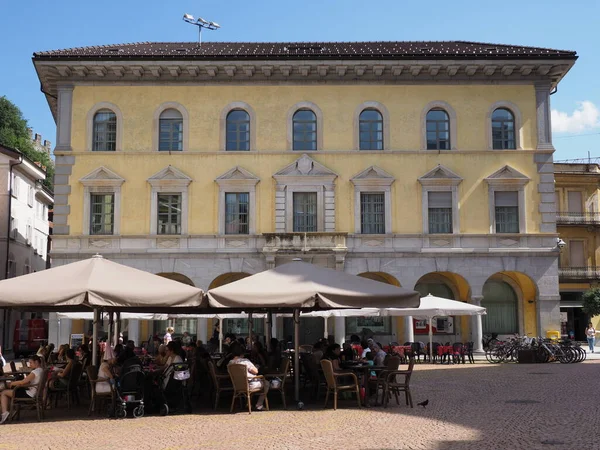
[208,261,420,309]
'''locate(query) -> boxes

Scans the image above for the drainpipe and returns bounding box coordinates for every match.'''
[3,155,23,350]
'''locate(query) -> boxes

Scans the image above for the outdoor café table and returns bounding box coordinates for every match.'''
[340,362,386,406]
[384,345,412,358]
[437,345,462,363]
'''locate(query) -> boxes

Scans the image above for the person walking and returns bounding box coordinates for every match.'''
[585,322,597,353]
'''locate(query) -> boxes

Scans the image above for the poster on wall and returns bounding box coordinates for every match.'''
[356,317,387,333]
[70,333,84,349]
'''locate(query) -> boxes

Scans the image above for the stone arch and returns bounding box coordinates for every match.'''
[482,271,538,336]
[156,272,195,286]
[357,272,401,286]
[208,272,251,289]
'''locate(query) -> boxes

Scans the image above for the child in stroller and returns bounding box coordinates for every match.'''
[115,362,145,418]
[152,362,191,416]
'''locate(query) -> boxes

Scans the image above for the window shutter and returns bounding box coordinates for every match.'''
[495,191,518,207]
[569,241,585,267]
[428,191,452,208]
[567,191,583,214]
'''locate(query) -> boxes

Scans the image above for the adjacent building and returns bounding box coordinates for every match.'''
[555,162,600,340]
[0,144,53,350]
[32,40,577,347]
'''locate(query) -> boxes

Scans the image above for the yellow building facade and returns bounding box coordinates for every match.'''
[34,41,576,347]
[555,163,600,339]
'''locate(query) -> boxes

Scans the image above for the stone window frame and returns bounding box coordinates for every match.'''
[152,102,189,152]
[420,100,458,150]
[216,166,260,235]
[353,101,391,151]
[418,165,463,235]
[484,166,530,234]
[286,102,324,151]
[486,101,523,150]
[80,166,125,236]
[350,166,394,234]
[220,102,257,151]
[148,166,192,235]
[86,102,124,152]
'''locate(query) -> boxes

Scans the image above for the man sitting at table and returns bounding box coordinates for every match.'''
[361,339,374,358]
[0,355,44,424]
[324,344,343,372]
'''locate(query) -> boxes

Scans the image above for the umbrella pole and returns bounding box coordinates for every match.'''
[294,308,300,405]
[92,309,99,367]
[266,311,273,351]
[218,318,223,353]
[248,312,253,350]
[428,317,433,364]
[323,316,328,339]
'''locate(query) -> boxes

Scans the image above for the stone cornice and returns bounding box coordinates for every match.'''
[36,58,575,120]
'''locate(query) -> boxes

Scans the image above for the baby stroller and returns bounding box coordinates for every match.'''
[155,362,192,416]
[115,363,145,419]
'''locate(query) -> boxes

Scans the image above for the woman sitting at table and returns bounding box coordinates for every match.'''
[228,345,269,411]
[0,355,44,424]
[57,344,69,363]
[154,345,167,366]
[341,342,354,362]
[324,344,342,372]
[50,349,75,390]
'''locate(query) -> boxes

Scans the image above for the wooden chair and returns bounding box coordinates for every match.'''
[227,363,269,414]
[208,361,233,410]
[9,368,48,421]
[266,357,290,409]
[86,366,114,416]
[320,359,361,410]
[383,358,415,408]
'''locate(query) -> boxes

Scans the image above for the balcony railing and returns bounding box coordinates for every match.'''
[559,266,600,280]
[556,212,600,225]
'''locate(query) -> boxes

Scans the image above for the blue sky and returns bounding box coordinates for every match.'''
[1,0,599,160]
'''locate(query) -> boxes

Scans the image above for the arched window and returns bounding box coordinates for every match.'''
[359,109,384,150]
[414,282,455,300]
[426,109,450,150]
[491,108,516,149]
[481,280,518,334]
[92,109,117,151]
[226,110,251,151]
[159,109,183,151]
[293,109,317,151]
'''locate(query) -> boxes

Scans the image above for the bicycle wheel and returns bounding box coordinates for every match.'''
[536,347,549,363]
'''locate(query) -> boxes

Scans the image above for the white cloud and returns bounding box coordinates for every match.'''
[552,101,600,134]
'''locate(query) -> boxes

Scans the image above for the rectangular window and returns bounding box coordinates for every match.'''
[360,193,385,234]
[293,192,317,232]
[569,240,585,267]
[495,191,519,233]
[27,186,33,207]
[10,217,16,239]
[90,193,115,235]
[567,191,583,214]
[159,119,183,151]
[11,174,18,198]
[428,191,453,234]
[157,194,182,235]
[225,192,249,235]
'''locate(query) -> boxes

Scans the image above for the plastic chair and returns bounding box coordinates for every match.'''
[9,368,48,421]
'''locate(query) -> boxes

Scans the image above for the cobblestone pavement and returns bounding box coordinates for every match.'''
[0,361,597,450]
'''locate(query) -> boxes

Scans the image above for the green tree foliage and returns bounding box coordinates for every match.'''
[0,96,54,191]
[582,287,600,318]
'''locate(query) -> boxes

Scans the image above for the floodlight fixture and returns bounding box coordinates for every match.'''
[182,13,221,45]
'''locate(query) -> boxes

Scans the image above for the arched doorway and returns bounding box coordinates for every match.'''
[357,272,401,287]
[208,272,251,289]
[156,272,195,286]
[413,272,471,340]
[482,272,537,336]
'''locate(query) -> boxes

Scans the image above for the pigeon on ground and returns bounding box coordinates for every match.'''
[417,399,429,408]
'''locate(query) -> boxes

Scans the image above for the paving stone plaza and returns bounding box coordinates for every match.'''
[0,361,596,450]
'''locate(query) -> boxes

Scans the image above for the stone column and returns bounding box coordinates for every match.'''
[471,296,485,353]
[55,84,74,152]
[196,318,208,344]
[535,82,554,151]
[404,316,414,343]
[128,319,140,347]
[334,317,346,344]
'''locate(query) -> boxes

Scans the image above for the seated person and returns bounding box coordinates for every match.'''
[372,344,387,367]
[341,342,354,362]
[96,357,115,394]
[0,355,44,423]
[154,345,167,366]
[50,349,75,389]
[324,344,342,372]
[361,339,374,358]
[0,345,5,370]
[365,351,377,379]
[312,342,324,365]
[120,347,142,376]
[266,338,282,371]
[161,342,183,389]
[250,342,267,369]
[228,345,269,411]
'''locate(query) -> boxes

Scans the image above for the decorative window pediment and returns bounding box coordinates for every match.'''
[216,166,260,187]
[351,166,395,187]
[147,165,193,189]
[80,166,125,187]
[273,154,337,182]
[418,165,463,187]
[484,165,530,187]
